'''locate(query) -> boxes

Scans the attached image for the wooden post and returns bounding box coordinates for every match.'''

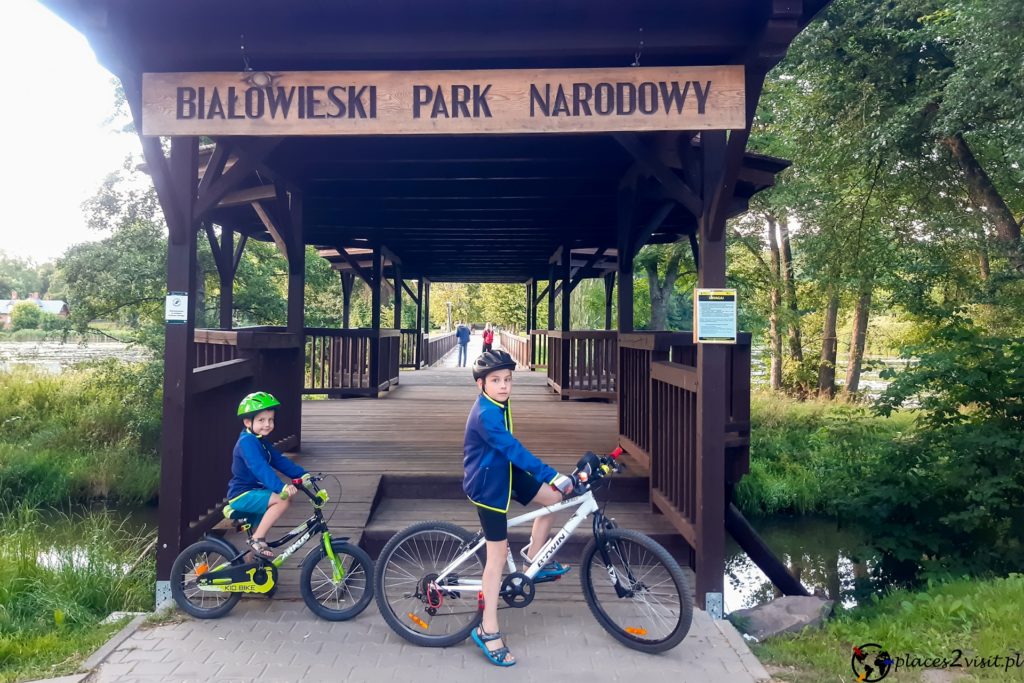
[394,263,402,329]
[286,192,304,335]
[617,186,635,333]
[341,272,355,329]
[219,225,233,329]
[695,130,728,612]
[415,278,424,368]
[156,136,199,582]
[547,262,556,330]
[559,245,571,399]
[604,272,615,330]
[370,247,383,391]
[423,279,431,333]
[525,280,535,366]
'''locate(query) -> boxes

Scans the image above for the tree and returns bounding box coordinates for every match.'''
[634,242,696,331]
[8,301,43,331]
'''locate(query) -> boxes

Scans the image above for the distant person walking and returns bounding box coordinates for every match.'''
[482,323,494,352]
[456,321,471,367]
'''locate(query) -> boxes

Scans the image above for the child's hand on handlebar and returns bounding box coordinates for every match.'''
[280,484,298,499]
[551,474,575,496]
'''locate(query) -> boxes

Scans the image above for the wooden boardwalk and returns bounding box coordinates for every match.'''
[222,359,688,599]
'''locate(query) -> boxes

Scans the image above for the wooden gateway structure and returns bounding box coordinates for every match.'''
[45,0,829,612]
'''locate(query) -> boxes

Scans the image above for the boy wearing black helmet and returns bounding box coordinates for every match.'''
[463,350,574,666]
[225,391,308,560]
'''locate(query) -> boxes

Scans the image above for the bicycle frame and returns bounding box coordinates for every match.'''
[433,490,600,591]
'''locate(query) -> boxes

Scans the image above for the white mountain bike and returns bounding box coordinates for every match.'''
[373,448,693,653]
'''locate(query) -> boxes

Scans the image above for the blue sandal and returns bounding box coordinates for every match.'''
[471,627,516,667]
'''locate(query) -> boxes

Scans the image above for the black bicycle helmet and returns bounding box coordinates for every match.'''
[472,350,517,381]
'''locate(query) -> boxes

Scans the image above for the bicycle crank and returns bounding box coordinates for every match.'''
[500,572,535,608]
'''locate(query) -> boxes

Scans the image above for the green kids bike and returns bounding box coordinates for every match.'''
[170,474,374,621]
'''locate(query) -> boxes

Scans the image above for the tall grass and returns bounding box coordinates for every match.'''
[733,393,916,516]
[753,574,1024,682]
[0,506,155,683]
[0,361,161,506]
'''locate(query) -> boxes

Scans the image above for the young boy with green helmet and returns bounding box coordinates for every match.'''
[225,391,307,560]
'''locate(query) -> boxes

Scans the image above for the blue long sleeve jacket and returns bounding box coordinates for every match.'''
[463,394,558,512]
[227,430,306,499]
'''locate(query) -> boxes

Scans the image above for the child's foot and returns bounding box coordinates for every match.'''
[532,561,571,580]
[471,627,516,666]
[248,538,274,560]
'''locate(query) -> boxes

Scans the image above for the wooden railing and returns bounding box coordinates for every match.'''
[529,330,549,369]
[498,329,530,369]
[400,329,420,368]
[184,327,303,547]
[618,331,752,605]
[304,328,401,397]
[423,331,457,366]
[544,330,618,400]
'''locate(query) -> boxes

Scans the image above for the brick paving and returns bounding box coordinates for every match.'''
[86,599,769,682]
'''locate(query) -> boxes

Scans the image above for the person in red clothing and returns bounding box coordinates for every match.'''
[482,322,494,352]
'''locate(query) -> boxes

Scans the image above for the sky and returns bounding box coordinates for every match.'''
[0,0,141,264]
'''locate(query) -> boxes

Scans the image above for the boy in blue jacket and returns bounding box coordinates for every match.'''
[463,350,574,666]
[225,391,307,560]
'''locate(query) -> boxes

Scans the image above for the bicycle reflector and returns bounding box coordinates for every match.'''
[407,613,429,629]
[625,626,648,636]
[195,563,209,576]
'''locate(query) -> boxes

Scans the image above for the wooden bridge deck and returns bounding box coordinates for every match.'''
[221,364,688,600]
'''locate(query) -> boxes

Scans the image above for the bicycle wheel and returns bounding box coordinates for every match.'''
[170,539,243,619]
[374,521,485,647]
[580,528,693,653]
[300,539,374,621]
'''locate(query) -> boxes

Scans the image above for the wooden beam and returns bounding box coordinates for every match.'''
[251,201,290,259]
[335,247,376,287]
[632,201,676,256]
[548,245,563,265]
[203,222,223,271]
[196,141,231,202]
[381,245,403,267]
[192,137,282,221]
[613,133,703,218]
[567,247,608,292]
[616,183,636,333]
[216,184,277,209]
[401,279,420,306]
[232,233,249,275]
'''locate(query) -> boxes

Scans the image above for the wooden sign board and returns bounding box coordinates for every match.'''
[142,66,745,136]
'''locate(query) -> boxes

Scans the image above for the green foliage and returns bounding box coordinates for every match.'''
[0,506,155,683]
[849,320,1024,578]
[754,574,1024,683]
[734,393,912,516]
[7,302,42,331]
[0,252,49,300]
[0,361,162,506]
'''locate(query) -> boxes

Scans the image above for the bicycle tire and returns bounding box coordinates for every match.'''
[580,528,693,653]
[170,539,244,619]
[374,521,485,647]
[300,539,375,621]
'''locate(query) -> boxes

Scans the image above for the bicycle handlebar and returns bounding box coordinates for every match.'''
[569,448,627,495]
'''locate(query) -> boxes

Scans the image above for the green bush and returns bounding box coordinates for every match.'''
[7,302,42,331]
[852,320,1024,578]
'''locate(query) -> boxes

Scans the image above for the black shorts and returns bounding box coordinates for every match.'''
[476,465,544,542]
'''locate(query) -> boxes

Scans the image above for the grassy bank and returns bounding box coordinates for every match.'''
[0,361,161,507]
[753,574,1024,682]
[733,393,916,517]
[0,507,155,683]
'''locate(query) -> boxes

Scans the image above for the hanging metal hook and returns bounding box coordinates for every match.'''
[240,33,253,72]
[631,27,644,67]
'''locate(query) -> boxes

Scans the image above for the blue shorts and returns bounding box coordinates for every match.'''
[228,488,273,524]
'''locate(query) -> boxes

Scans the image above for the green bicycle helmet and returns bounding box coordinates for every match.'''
[237,391,281,417]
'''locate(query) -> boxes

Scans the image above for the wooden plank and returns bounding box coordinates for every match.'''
[191,358,254,393]
[142,66,745,136]
[651,361,698,392]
